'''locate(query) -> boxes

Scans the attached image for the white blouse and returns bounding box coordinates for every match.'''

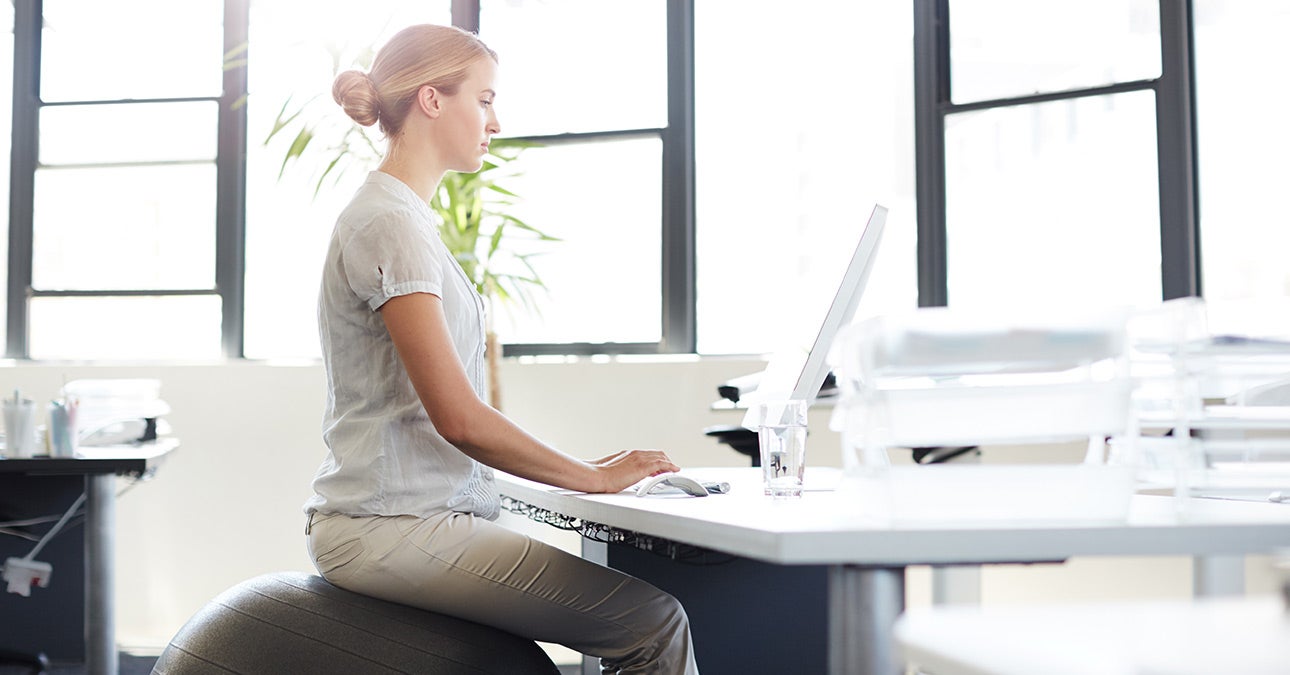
[305,171,499,520]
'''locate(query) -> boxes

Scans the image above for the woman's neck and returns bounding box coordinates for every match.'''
[378,141,444,202]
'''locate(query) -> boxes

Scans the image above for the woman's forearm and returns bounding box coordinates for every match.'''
[434,397,604,492]
[382,292,677,493]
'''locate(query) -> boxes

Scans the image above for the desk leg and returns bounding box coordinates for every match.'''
[828,565,905,675]
[932,565,981,606]
[85,474,117,675]
[1193,554,1244,597]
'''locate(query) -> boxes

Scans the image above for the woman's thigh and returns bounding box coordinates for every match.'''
[308,511,686,659]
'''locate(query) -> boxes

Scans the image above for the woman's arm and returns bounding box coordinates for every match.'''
[380,292,679,493]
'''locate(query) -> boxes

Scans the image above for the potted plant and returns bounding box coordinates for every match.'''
[266,81,555,410]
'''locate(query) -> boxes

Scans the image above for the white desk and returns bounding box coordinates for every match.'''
[497,467,1290,675]
[895,595,1290,675]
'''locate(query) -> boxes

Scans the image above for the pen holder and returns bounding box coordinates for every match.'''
[3,397,39,458]
[48,397,79,458]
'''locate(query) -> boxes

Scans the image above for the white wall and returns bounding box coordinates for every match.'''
[2,361,335,648]
[0,357,1278,653]
[1,356,769,651]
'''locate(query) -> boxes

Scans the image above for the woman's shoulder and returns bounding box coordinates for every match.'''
[337,183,437,243]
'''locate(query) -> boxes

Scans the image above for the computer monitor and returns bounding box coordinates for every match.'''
[741,204,888,426]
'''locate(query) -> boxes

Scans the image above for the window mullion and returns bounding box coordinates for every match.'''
[452,0,481,33]
[1157,0,1201,299]
[913,0,949,309]
[6,0,42,359]
[661,0,695,353]
[217,0,250,358]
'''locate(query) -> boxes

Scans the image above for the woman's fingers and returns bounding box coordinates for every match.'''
[590,450,630,466]
[587,449,680,492]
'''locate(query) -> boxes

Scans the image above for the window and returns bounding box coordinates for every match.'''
[6,0,234,360]
[478,0,674,352]
[493,138,663,345]
[944,92,1162,311]
[9,1,908,360]
[916,0,1192,311]
[948,1,1161,104]
[479,0,667,138]
[8,2,1237,360]
[694,0,918,355]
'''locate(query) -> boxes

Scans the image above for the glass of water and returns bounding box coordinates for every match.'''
[753,400,809,497]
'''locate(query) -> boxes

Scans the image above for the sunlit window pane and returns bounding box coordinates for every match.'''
[695,0,918,355]
[949,0,1160,104]
[29,296,222,360]
[33,165,217,290]
[41,0,224,102]
[945,92,1161,310]
[480,0,666,137]
[243,0,451,360]
[40,102,219,165]
[1194,0,1290,311]
[493,139,662,345]
[247,0,450,99]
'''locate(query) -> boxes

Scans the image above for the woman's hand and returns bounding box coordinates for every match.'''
[585,449,680,493]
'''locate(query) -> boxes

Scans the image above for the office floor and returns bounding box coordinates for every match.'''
[0,655,582,674]
[0,652,155,674]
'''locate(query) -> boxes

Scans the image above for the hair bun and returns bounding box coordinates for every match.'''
[333,70,380,127]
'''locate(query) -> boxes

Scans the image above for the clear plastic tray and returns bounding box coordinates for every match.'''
[835,379,1132,448]
[1111,435,1290,501]
[842,464,1136,526]
[829,307,1134,449]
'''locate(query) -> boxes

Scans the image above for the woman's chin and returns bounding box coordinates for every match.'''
[451,160,485,174]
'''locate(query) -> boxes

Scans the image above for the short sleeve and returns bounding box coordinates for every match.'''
[340,209,446,311]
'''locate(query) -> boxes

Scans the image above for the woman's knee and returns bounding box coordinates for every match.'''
[635,588,695,656]
[603,588,696,674]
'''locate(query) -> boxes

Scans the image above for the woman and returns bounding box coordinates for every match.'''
[302,24,699,674]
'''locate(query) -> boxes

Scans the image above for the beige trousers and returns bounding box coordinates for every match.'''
[307,510,699,675]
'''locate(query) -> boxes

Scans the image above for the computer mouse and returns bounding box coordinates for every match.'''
[635,473,730,498]
[636,473,709,497]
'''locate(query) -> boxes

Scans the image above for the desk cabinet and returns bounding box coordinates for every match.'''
[0,474,87,661]
[585,539,829,675]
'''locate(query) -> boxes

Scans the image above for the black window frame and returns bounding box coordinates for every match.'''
[913,0,1200,309]
[473,0,695,357]
[6,1,1202,360]
[5,0,691,360]
[5,0,250,359]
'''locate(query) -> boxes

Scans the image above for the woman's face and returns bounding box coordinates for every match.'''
[434,56,501,173]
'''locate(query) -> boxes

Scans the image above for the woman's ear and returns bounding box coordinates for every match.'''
[415,84,442,119]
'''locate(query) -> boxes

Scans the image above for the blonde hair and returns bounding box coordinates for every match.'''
[333,24,497,137]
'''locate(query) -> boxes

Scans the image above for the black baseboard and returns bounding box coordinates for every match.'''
[0,652,156,675]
